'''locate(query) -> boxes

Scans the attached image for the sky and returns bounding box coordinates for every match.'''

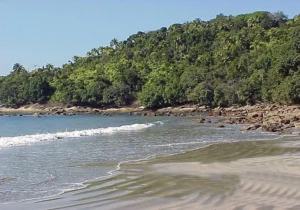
[0,0,299,76]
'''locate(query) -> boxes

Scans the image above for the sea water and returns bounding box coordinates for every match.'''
[0,115,278,204]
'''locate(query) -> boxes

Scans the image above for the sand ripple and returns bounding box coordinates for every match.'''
[5,140,300,210]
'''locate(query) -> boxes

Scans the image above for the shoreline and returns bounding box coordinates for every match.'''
[0,103,206,117]
[1,103,300,134]
[3,136,300,210]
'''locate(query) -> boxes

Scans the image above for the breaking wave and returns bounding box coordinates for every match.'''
[0,121,163,148]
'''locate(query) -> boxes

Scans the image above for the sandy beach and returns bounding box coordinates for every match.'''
[104,139,300,210]
[3,137,300,210]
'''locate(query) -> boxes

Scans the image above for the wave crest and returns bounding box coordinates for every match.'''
[0,121,163,148]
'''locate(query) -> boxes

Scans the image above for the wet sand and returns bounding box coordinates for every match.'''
[3,138,300,210]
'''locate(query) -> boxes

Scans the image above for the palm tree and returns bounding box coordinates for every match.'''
[12,63,24,73]
[86,48,100,57]
[91,48,100,56]
[110,38,119,49]
[45,63,54,71]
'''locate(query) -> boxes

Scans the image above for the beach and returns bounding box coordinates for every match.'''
[2,3,300,209]
[3,137,300,210]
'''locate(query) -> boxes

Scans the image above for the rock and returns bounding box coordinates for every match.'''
[250,117,263,124]
[240,126,250,131]
[33,113,40,117]
[266,116,282,125]
[155,112,162,116]
[248,112,259,118]
[138,106,145,110]
[262,124,282,132]
[240,125,249,131]
[240,124,261,131]
[223,119,234,124]
[283,124,295,129]
[198,117,205,123]
[294,122,300,128]
[217,124,225,128]
[281,119,290,124]
[270,104,278,111]
[165,112,171,116]
[146,112,155,117]
[211,111,222,116]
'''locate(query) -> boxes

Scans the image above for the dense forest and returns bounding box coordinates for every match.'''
[1,11,300,108]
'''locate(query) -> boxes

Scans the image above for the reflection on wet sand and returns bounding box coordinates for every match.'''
[7,138,300,210]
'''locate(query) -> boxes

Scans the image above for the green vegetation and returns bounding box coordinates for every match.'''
[1,11,300,108]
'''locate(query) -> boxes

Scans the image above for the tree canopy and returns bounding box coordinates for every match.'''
[1,11,300,108]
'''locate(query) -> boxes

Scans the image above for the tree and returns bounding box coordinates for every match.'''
[2,11,300,108]
[110,38,119,49]
[187,82,214,106]
[103,82,132,106]
[12,63,25,73]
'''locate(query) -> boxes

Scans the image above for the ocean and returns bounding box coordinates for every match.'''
[0,115,279,208]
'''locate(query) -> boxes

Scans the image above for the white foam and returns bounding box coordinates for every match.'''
[0,121,163,148]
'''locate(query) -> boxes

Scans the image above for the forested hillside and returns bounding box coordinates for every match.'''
[1,11,300,108]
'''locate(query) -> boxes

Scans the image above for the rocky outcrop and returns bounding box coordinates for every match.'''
[210,104,300,133]
[1,103,300,134]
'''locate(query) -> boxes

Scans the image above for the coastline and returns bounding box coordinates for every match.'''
[0,103,205,116]
[1,103,300,209]
[1,103,300,134]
